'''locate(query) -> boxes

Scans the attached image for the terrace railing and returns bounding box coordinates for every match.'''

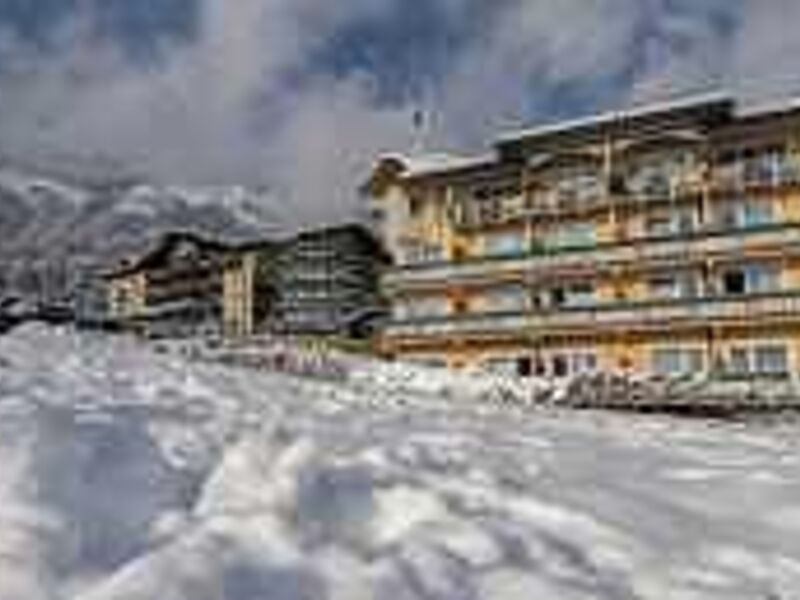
[384,223,800,290]
[384,289,800,339]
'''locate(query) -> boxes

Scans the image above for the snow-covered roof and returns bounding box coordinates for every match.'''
[736,95,800,119]
[379,152,495,179]
[496,91,734,146]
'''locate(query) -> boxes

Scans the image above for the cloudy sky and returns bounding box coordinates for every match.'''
[0,0,798,225]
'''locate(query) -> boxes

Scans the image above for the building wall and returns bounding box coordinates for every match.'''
[272,226,385,337]
[372,101,800,378]
[223,252,256,337]
[106,235,227,338]
[108,273,147,320]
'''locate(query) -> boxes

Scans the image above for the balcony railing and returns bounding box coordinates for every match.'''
[383,223,800,290]
[384,290,800,339]
[386,312,529,338]
[712,156,800,192]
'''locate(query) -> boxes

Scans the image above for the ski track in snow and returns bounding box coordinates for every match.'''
[0,325,799,600]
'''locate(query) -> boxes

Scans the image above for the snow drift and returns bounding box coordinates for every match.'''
[1,325,799,599]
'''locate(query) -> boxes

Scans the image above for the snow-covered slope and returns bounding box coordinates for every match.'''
[0,161,280,298]
[1,326,799,600]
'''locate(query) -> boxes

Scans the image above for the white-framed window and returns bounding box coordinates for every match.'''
[645,208,696,237]
[651,347,704,376]
[727,344,789,376]
[482,286,528,313]
[543,350,598,378]
[648,272,699,300]
[720,263,780,295]
[547,281,597,308]
[743,147,781,186]
[717,146,785,188]
[401,240,444,265]
[483,231,526,257]
[714,199,774,230]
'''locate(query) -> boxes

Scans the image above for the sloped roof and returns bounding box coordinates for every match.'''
[105,231,229,279]
[496,91,734,147]
[378,152,495,179]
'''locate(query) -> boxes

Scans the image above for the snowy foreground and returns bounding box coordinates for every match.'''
[1,327,800,600]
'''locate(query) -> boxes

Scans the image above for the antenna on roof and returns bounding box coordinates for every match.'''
[411,107,427,155]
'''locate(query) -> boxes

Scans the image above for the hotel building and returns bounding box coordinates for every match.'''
[366,94,800,379]
[106,231,228,338]
[222,224,388,339]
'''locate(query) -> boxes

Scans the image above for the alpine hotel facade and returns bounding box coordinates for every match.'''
[367,94,800,379]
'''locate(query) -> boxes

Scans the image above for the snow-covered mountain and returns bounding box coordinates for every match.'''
[0,159,281,299]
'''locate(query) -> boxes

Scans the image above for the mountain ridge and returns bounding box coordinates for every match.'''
[0,159,281,302]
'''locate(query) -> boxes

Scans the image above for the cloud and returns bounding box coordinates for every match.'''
[0,1,797,227]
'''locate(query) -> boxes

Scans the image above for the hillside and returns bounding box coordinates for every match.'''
[0,159,280,300]
[0,325,798,600]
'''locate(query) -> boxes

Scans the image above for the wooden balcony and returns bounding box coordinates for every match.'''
[384,224,800,291]
[383,290,800,340]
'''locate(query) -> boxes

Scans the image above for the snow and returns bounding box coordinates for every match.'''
[380,153,494,179]
[1,325,800,599]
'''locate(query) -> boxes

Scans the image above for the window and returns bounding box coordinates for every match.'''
[776,152,800,183]
[634,167,671,197]
[552,355,569,377]
[557,172,603,204]
[743,148,779,186]
[715,200,774,230]
[482,357,517,376]
[394,297,448,320]
[627,152,690,198]
[548,283,596,308]
[755,345,789,375]
[483,286,527,313]
[403,241,443,265]
[645,209,695,237]
[452,299,469,315]
[645,215,672,237]
[549,287,566,307]
[747,264,779,293]
[723,270,746,295]
[652,348,704,376]
[542,351,596,377]
[729,348,751,375]
[516,357,533,378]
[408,195,424,217]
[484,232,525,257]
[718,146,785,188]
[567,283,596,307]
[534,358,547,377]
[546,223,597,250]
[743,202,774,227]
[451,245,468,262]
[572,352,598,374]
[649,273,698,300]
[727,344,789,376]
[721,264,779,295]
